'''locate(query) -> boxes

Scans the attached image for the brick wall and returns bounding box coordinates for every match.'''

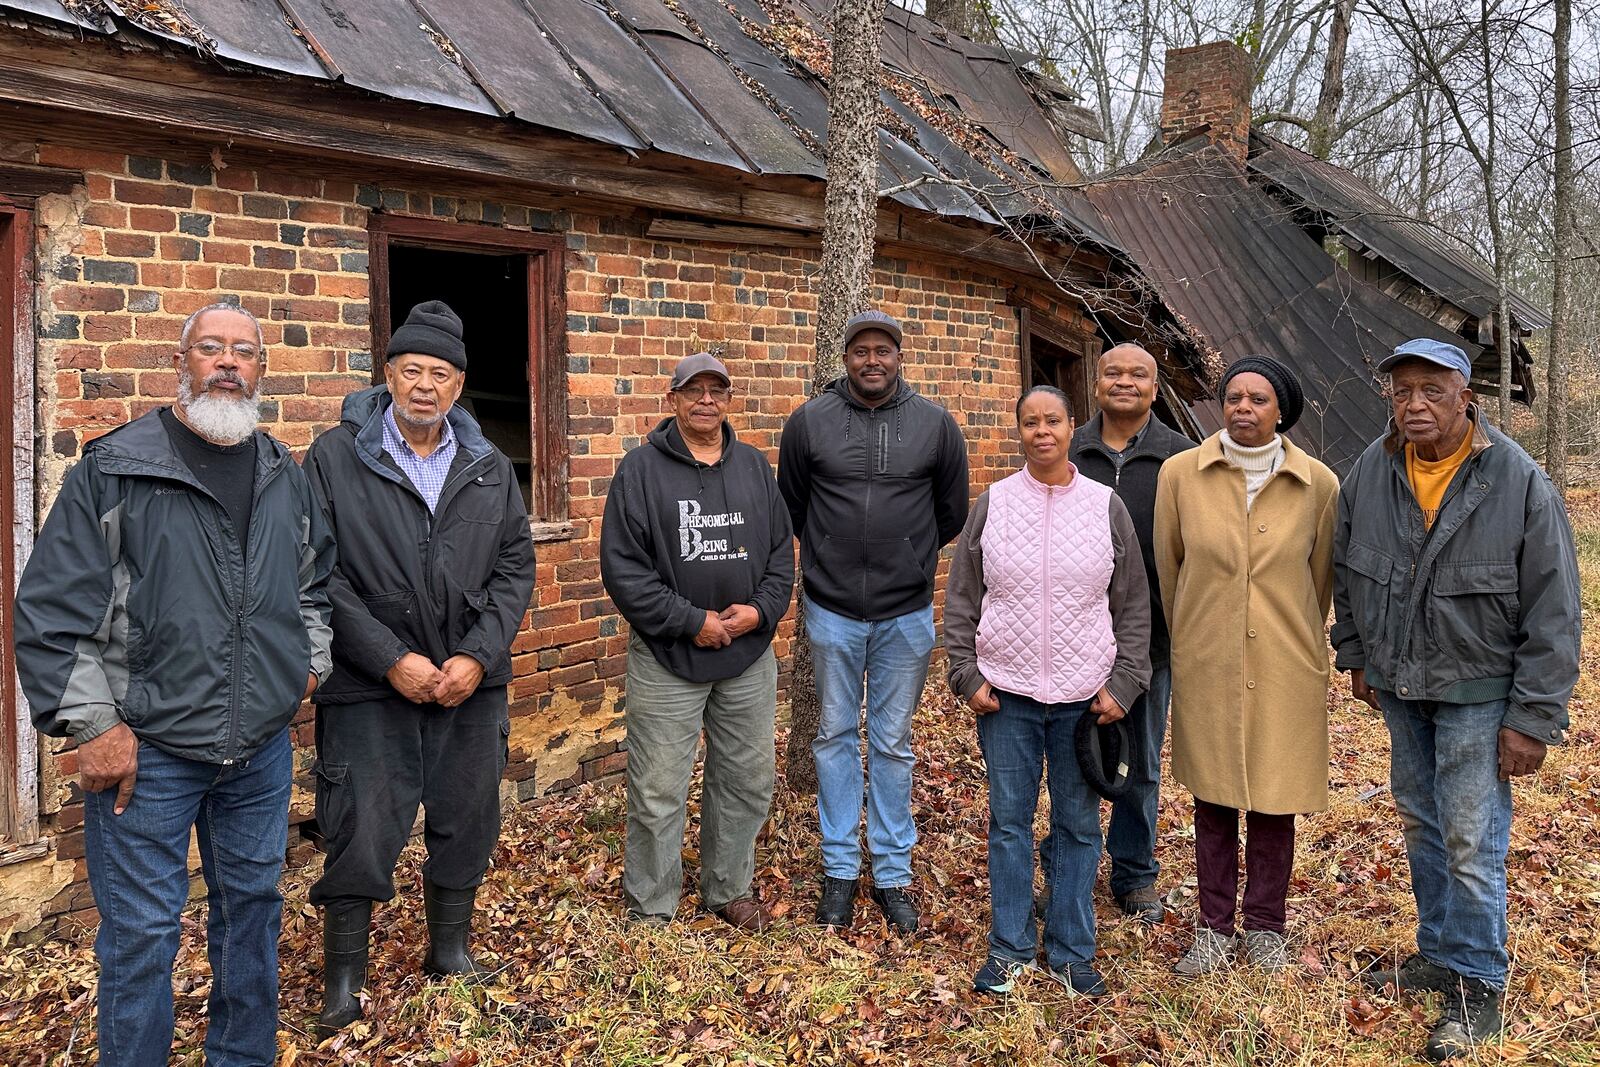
[7,141,1099,935]
[1159,42,1253,163]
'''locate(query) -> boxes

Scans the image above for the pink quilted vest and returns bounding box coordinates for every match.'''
[976,465,1117,704]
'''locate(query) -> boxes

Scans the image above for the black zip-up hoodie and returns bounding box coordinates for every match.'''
[303,386,535,704]
[777,376,969,621]
[601,418,795,683]
[1070,411,1196,665]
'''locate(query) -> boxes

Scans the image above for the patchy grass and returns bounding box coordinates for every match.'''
[6,497,1600,1065]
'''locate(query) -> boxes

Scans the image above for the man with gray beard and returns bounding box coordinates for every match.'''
[14,302,335,1066]
[302,301,534,1034]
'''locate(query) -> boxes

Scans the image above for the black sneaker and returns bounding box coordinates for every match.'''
[973,955,1031,995]
[815,876,857,928]
[869,885,919,934]
[1042,961,1108,997]
[1423,977,1502,1062]
[1363,952,1455,996]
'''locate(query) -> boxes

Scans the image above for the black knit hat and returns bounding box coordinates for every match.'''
[1074,711,1133,801]
[1219,355,1303,432]
[387,300,467,370]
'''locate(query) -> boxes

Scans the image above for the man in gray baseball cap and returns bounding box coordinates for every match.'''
[601,352,795,930]
[1333,337,1580,1062]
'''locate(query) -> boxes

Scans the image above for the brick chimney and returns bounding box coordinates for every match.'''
[1160,42,1253,164]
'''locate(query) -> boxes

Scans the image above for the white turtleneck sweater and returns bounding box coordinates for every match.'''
[1220,431,1284,509]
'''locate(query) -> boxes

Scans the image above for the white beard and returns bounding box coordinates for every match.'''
[177,369,261,445]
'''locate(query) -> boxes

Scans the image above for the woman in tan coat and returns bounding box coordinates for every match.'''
[1154,356,1338,976]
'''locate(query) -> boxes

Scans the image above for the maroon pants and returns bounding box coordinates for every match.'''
[1194,799,1295,936]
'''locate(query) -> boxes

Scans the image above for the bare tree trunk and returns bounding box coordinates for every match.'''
[785,0,884,795]
[1309,0,1356,159]
[1546,0,1572,490]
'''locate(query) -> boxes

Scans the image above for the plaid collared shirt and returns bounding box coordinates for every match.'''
[382,404,458,513]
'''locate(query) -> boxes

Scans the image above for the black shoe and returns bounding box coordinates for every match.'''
[317,902,371,1037]
[869,885,919,934]
[421,879,487,978]
[1363,952,1456,996]
[1423,977,1502,1062]
[815,876,857,927]
[1115,885,1165,924]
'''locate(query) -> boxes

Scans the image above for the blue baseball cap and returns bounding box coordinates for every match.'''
[1377,338,1472,378]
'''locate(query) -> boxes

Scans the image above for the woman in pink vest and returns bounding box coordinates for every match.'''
[945,385,1152,998]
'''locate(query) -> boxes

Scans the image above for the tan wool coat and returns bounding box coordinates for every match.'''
[1154,433,1339,814]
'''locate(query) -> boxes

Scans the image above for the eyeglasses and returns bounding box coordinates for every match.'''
[185,340,262,362]
[674,384,734,402]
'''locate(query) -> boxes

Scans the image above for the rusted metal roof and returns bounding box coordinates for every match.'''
[0,0,1110,244]
[1084,146,1492,473]
[1248,131,1550,332]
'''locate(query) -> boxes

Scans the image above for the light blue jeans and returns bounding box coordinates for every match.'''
[1379,693,1513,989]
[806,596,935,888]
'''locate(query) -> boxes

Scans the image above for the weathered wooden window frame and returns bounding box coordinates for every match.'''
[366,215,570,538]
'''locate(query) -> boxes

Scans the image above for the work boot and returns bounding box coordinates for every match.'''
[815,876,858,928]
[1423,977,1503,1062]
[1362,952,1456,996]
[317,901,371,1036]
[1115,885,1165,924]
[421,879,487,978]
[869,884,919,934]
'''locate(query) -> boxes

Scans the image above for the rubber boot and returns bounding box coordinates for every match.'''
[421,879,487,978]
[317,901,371,1036]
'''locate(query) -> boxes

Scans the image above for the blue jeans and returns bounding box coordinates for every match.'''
[806,597,934,887]
[1041,666,1169,897]
[979,691,1100,969]
[1379,693,1512,989]
[84,729,291,1067]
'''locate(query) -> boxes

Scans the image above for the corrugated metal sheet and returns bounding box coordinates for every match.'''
[0,0,1110,244]
[1085,146,1489,473]
[1248,131,1551,331]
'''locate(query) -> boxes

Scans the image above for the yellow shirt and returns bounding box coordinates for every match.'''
[1406,429,1474,529]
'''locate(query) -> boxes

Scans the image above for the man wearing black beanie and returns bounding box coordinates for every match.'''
[302,300,535,1035]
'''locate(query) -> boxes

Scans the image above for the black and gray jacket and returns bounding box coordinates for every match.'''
[601,418,794,683]
[13,409,335,764]
[777,377,969,620]
[1331,408,1582,744]
[1071,412,1196,667]
[303,386,536,704]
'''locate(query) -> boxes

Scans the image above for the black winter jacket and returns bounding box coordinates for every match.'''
[777,378,969,620]
[1071,412,1196,666]
[303,387,535,704]
[13,408,335,764]
[600,418,794,682]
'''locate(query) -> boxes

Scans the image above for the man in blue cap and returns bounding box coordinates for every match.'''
[1332,338,1581,1062]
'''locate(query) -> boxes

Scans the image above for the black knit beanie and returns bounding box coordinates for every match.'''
[387,300,467,370]
[1219,355,1303,432]
[1074,711,1133,801]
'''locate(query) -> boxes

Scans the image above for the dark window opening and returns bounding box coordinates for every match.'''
[387,246,535,507]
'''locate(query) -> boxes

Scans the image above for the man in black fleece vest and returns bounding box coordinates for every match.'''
[600,353,795,930]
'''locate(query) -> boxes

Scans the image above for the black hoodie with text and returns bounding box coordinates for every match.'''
[600,418,795,683]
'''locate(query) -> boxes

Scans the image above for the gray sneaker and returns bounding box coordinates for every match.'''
[1175,927,1236,977]
[1242,929,1289,972]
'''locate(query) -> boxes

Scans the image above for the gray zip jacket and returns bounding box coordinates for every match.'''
[13,408,335,764]
[1331,408,1581,744]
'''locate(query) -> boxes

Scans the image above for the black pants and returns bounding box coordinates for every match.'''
[309,686,509,910]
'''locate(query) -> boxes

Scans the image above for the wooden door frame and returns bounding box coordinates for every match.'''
[2,198,38,846]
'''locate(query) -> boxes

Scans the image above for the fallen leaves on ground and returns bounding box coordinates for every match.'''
[8,495,1600,1065]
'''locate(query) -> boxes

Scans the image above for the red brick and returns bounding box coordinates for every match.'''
[114,180,192,207]
[219,268,286,293]
[128,207,177,232]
